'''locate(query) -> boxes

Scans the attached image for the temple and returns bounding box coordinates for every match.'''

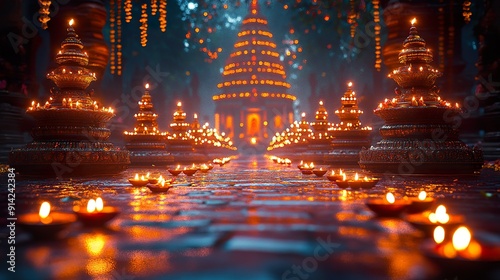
[213,0,296,153]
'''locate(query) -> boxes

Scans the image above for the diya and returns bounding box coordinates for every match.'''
[128,173,149,187]
[326,169,344,182]
[406,190,435,213]
[18,202,76,238]
[146,177,172,193]
[312,167,327,177]
[73,197,119,227]
[168,165,183,176]
[406,204,464,236]
[346,173,379,189]
[365,192,411,217]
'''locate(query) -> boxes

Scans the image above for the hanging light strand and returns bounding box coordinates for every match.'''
[151,0,158,16]
[140,3,148,47]
[463,0,472,24]
[159,0,167,32]
[348,0,357,38]
[438,0,445,71]
[109,0,116,74]
[38,0,52,29]
[124,0,132,23]
[373,0,381,71]
[117,0,123,75]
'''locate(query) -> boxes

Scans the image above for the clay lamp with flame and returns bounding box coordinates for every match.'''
[407,191,435,213]
[128,173,149,187]
[312,167,328,177]
[18,202,76,238]
[406,204,464,236]
[183,163,198,176]
[168,165,183,176]
[365,192,411,217]
[147,177,172,193]
[73,197,119,227]
[422,226,500,271]
[335,173,350,189]
[300,162,314,175]
[297,160,305,170]
[199,164,211,173]
[148,173,163,184]
[347,173,379,189]
[326,169,344,182]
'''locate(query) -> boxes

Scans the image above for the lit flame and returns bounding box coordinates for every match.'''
[96,197,103,212]
[134,173,139,180]
[177,101,182,107]
[250,137,257,145]
[69,19,74,26]
[87,199,96,213]
[319,100,323,106]
[301,112,306,118]
[386,193,395,204]
[429,205,450,224]
[411,18,416,26]
[418,191,427,201]
[342,173,347,181]
[145,83,149,89]
[39,202,51,219]
[330,170,335,175]
[434,226,445,244]
[452,226,471,251]
[310,162,315,169]
[348,81,353,87]
[354,173,359,181]
[194,113,198,119]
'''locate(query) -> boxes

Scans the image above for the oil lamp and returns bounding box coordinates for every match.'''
[407,190,435,213]
[199,163,210,173]
[168,165,183,176]
[148,173,163,184]
[147,177,173,193]
[300,162,314,175]
[346,173,379,189]
[312,167,327,177]
[73,197,119,226]
[365,192,411,217]
[326,169,344,182]
[406,204,464,236]
[18,202,76,238]
[422,226,500,271]
[335,173,350,189]
[128,173,149,187]
[183,164,198,176]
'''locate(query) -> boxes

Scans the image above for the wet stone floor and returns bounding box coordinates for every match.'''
[2,155,500,280]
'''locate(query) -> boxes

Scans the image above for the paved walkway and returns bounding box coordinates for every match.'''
[2,155,500,280]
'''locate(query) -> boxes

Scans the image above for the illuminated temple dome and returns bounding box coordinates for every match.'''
[324,82,372,165]
[213,0,296,152]
[359,20,482,175]
[124,84,173,165]
[9,20,129,176]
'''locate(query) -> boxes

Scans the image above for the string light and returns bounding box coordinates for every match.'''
[124,0,132,23]
[151,0,158,16]
[117,0,122,75]
[373,0,381,71]
[159,0,167,32]
[109,0,116,74]
[348,0,357,38]
[462,0,472,24]
[438,1,445,71]
[38,0,51,29]
[140,3,148,47]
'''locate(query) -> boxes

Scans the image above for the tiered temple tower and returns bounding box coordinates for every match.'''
[325,82,372,165]
[9,20,129,177]
[359,20,483,174]
[124,83,172,165]
[213,0,296,152]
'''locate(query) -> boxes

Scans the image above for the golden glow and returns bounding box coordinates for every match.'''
[69,19,74,26]
[433,226,445,244]
[145,83,149,89]
[428,205,450,224]
[39,202,51,219]
[452,226,471,251]
[386,193,395,204]
[348,81,352,87]
[250,137,257,145]
[177,101,182,107]
[411,18,417,26]
[418,191,426,200]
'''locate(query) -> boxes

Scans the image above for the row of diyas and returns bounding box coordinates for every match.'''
[128,164,214,186]
[18,198,119,239]
[365,191,435,217]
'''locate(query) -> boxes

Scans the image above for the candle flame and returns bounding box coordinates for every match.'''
[194,113,198,119]
[145,83,149,89]
[134,173,139,180]
[69,19,74,26]
[310,162,315,169]
[418,191,427,200]
[96,197,103,212]
[177,101,182,107]
[354,173,359,181]
[330,170,335,175]
[319,100,323,106]
[411,18,416,26]
[386,193,395,204]
[429,205,450,224]
[433,226,445,244]
[348,81,352,87]
[452,226,471,251]
[301,112,306,118]
[39,202,51,219]
[342,173,347,181]
[87,199,96,213]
